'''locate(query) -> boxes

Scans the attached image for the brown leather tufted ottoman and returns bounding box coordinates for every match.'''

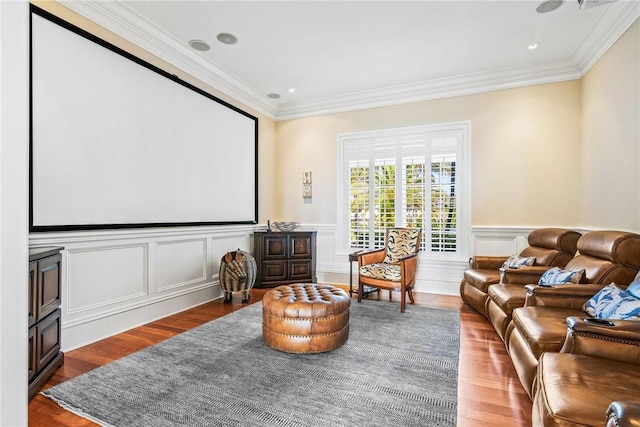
[262,283,350,354]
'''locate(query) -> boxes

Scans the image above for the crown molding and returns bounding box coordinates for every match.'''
[573,1,640,75]
[276,2,638,120]
[58,0,279,119]
[58,0,637,122]
[275,60,582,120]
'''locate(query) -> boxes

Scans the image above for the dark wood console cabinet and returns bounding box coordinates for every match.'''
[28,246,64,399]
[254,231,317,288]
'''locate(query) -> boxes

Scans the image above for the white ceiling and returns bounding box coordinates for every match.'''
[60,0,639,120]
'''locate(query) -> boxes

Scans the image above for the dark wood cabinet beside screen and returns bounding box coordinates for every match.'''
[253,231,317,288]
[28,246,64,400]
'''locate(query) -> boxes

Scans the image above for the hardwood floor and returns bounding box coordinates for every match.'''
[28,287,532,426]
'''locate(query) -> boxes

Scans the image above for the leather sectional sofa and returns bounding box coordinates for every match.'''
[506,230,640,399]
[606,402,640,427]
[533,316,640,426]
[486,229,582,341]
[462,229,640,426]
[460,228,580,318]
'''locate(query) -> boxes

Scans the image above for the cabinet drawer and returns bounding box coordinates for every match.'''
[28,246,65,400]
[28,326,36,382]
[289,234,312,258]
[262,235,288,260]
[28,262,37,327]
[288,260,312,280]
[36,309,62,374]
[37,254,62,321]
[261,261,288,282]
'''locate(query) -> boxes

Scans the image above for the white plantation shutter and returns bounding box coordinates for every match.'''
[429,133,459,253]
[340,123,469,257]
[349,159,370,248]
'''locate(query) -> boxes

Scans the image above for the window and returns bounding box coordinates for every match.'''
[338,122,470,258]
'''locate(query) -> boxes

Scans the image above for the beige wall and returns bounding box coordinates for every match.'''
[580,20,639,232]
[31,1,639,232]
[276,81,583,228]
[276,20,640,232]
[32,0,279,224]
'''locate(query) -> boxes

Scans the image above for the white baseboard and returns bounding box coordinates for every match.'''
[62,286,221,352]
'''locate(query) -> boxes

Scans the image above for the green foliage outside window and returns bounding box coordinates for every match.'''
[349,159,457,252]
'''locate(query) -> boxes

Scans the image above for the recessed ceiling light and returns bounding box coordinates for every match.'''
[267,93,281,99]
[528,43,539,50]
[216,32,238,45]
[536,0,564,13]
[287,88,296,93]
[188,39,210,51]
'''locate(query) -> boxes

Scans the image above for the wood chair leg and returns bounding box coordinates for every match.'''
[400,287,406,313]
[357,281,362,303]
[388,290,392,301]
[407,289,415,304]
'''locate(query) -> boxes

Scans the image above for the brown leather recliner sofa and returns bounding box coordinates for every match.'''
[460,228,580,318]
[533,317,640,426]
[487,229,581,341]
[505,230,640,400]
[606,402,640,427]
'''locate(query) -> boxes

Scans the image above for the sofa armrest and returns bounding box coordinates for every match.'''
[607,401,640,427]
[500,265,550,285]
[358,248,386,266]
[469,256,508,270]
[524,284,606,309]
[560,316,640,365]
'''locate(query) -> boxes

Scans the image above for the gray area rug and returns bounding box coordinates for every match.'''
[43,299,460,427]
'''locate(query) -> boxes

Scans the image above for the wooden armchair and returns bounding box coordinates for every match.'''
[357,228,421,313]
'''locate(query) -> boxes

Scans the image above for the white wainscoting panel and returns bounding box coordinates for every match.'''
[414,259,469,295]
[60,286,215,352]
[29,224,543,350]
[300,224,337,272]
[471,227,532,256]
[473,235,520,257]
[30,225,256,351]
[155,238,207,291]
[209,234,251,279]
[66,243,148,313]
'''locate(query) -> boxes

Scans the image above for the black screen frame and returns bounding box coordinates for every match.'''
[29,5,259,233]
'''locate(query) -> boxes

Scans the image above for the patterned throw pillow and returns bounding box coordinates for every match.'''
[538,267,583,285]
[502,255,536,269]
[583,283,640,320]
[383,229,421,264]
[626,277,640,299]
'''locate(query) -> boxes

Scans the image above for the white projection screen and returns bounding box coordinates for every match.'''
[30,7,258,232]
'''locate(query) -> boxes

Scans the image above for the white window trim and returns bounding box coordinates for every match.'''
[336,121,471,261]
